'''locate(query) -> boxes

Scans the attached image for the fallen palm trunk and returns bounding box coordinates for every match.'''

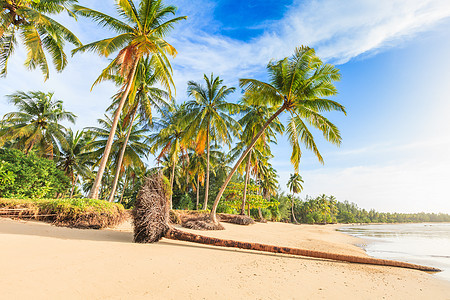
[133,174,441,273]
[165,228,440,272]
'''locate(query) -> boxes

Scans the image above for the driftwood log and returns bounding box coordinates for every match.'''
[133,174,441,273]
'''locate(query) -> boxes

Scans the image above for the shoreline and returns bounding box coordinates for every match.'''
[1,218,449,299]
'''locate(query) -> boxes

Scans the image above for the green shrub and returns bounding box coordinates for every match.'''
[0,149,70,198]
[0,198,127,229]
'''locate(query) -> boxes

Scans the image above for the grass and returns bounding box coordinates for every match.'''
[0,198,127,229]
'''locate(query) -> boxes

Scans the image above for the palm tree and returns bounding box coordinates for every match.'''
[87,114,150,200]
[209,46,346,223]
[184,73,240,209]
[148,105,188,208]
[72,0,186,199]
[259,163,278,200]
[106,57,172,202]
[57,129,92,197]
[232,95,283,214]
[0,0,81,79]
[287,173,303,223]
[187,151,206,210]
[0,91,76,158]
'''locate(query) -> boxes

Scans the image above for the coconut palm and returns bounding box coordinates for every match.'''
[0,91,76,158]
[259,163,278,200]
[57,129,93,197]
[287,173,303,223]
[0,0,81,79]
[106,57,172,202]
[184,73,240,209]
[87,114,150,201]
[209,46,346,223]
[188,151,207,210]
[148,105,188,208]
[72,0,186,199]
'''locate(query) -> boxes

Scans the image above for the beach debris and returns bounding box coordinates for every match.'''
[132,173,441,273]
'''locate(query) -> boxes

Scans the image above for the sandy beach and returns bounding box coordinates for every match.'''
[1,218,449,299]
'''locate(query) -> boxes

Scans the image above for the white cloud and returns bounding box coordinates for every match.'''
[168,0,450,91]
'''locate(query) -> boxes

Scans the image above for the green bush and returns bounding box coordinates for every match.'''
[0,149,70,198]
[0,198,127,229]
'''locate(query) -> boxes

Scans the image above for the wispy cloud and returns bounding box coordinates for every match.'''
[169,0,450,92]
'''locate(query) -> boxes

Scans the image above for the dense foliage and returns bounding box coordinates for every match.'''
[0,148,70,198]
[221,182,279,213]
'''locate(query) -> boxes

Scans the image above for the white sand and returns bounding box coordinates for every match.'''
[1,218,449,299]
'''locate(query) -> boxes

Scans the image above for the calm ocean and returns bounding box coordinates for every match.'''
[338,223,450,281]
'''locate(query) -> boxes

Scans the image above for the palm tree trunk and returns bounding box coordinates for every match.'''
[196,173,200,210]
[240,150,252,215]
[165,228,440,272]
[185,171,189,192]
[107,107,138,202]
[88,59,139,199]
[203,123,211,210]
[70,174,78,198]
[291,197,298,223]
[169,162,176,209]
[119,176,128,204]
[209,103,287,223]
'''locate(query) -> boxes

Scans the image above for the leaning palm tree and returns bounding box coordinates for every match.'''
[72,0,186,199]
[209,46,346,223]
[57,129,93,197]
[0,91,76,158]
[184,73,240,209]
[0,0,81,79]
[287,173,304,223]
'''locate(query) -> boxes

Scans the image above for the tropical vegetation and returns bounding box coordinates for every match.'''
[1,0,448,227]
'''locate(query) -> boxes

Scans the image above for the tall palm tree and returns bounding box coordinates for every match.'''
[287,173,303,223]
[72,0,186,199]
[57,129,92,197]
[0,0,81,79]
[187,151,207,210]
[0,91,76,157]
[106,57,172,202]
[184,73,240,209]
[87,114,150,200]
[148,105,187,208]
[209,46,346,223]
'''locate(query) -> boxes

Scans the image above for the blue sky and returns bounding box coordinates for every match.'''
[1,0,450,213]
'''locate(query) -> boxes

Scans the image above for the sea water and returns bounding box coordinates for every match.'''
[338,223,450,281]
